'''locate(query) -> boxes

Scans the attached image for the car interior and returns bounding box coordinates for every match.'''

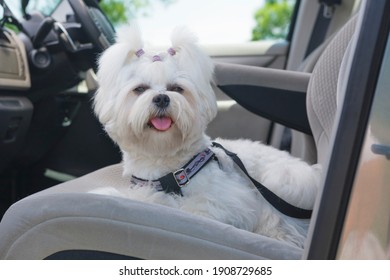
[0,0,389,259]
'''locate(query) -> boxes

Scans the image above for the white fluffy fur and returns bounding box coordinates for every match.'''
[93,23,322,248]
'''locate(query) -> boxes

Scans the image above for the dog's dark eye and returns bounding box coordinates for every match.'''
[133,86,149,94]
[168,85,184,94]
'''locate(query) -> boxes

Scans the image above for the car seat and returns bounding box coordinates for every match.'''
[0,12,360,259]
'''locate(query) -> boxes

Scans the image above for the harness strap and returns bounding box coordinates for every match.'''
[212,142,313,219]
[131,142,313,219]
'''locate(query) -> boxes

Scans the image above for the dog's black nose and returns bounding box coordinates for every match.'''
[153,94,170,108]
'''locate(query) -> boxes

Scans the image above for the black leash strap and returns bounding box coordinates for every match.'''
[212,142,313,219]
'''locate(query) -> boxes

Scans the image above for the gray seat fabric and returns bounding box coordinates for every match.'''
[290,24,353,164]
[289,36,336,165]
[0,164,302,260]
[307,16,357,164]
[0,15,358,259]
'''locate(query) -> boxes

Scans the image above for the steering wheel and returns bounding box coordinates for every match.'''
[68,0,115,52]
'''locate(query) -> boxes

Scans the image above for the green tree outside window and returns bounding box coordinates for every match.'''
[252,0,295,41]
[99,0,294,41]
[100,0,175,25]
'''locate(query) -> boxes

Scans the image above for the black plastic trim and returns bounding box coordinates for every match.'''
[218,84,311,135]
[0,96,33,172]
[45,250,141,260]
[287,0,301,42]
[68,0,115,52]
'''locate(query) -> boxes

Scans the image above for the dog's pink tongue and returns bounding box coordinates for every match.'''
[150,117,172,131]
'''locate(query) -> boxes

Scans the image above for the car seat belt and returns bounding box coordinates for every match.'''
[304,0,342,58]
[212,142,313,219]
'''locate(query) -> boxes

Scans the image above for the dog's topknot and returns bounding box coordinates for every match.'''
[116,22,144,53]
[170,26,198,50]
[169,26,213,82]
[168,26,216,123]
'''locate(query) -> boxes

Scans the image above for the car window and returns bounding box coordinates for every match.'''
[4,0,297,45]
[4,0,61,18]
[100,0,297,45]
[336,31,390,260]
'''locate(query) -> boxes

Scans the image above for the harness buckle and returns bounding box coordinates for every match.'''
[173,168,190,187]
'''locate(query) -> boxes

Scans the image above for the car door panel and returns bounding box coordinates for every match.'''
[206,40,289,143]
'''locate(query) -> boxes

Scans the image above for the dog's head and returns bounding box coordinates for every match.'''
[94,24,217,156]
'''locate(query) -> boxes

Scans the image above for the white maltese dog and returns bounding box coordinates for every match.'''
[93,24,321,248]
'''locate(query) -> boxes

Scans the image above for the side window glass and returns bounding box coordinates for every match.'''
[25,0,61,15]
[337,33,390,260]
[2,0,61,19]
[100,0,296,45]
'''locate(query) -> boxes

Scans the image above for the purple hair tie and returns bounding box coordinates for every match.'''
[167,48,176,56]
[152,55,162,62]
[135,49,144,57]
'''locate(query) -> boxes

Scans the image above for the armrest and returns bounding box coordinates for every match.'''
[215,63,312,135]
